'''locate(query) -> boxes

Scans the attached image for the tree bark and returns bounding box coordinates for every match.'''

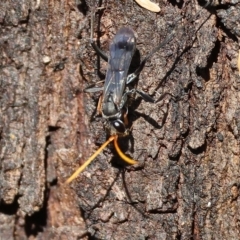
[1,0,240,239]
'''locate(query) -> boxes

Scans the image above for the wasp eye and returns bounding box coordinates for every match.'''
[112,120,126,133]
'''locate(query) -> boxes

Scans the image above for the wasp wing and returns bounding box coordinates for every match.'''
[102,28,136,107]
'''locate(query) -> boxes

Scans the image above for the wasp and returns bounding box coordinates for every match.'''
[87,11,155,137]
[92,28,155,136]
[65,12,158,184]
[66,13,155,183]
[65,8,211,184]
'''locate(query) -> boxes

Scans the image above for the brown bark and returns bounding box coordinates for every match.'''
[0,0,240,239]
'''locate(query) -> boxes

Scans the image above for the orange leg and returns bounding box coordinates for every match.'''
[123,111,129,127]
[65,135,115,184]
[113,135,138,165]
[97,95,103,115]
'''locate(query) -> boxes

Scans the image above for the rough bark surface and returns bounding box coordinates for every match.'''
[0,0,240,239]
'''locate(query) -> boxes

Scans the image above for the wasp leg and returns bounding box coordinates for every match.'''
[136,89,155,103]
[90,11,108,62]
[84,86,104,93]
[121,88,155,105]
[65,135,115,184]
[113,135,138,165]
[126,23,179,86]
[97,95,103,115]
[123,110,129,127]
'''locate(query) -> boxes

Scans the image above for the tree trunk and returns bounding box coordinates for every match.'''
[1,0,240,239]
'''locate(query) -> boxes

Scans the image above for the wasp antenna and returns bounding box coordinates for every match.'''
[65,136,115,184]
[114,135,138,165]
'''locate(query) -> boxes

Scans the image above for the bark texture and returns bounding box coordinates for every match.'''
[0,0,240,239]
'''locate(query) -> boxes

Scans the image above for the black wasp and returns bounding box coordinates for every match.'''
[87,12,156,137]
[66,8,210,184]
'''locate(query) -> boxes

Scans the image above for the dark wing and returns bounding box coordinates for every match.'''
[102,27,136,106]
